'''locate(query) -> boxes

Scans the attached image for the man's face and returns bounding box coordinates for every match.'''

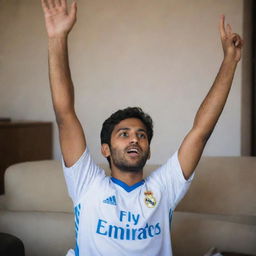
[107,118,150,172]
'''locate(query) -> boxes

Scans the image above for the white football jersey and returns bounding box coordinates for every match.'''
[63,148,193,256]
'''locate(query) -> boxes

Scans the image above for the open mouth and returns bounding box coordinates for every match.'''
[126,147,140,156]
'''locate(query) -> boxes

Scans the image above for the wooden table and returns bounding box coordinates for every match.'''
[0,121,52,194]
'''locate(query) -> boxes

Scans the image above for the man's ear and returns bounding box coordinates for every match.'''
[101,143,111,158]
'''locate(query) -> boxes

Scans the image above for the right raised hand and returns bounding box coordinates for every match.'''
[219,15,243,63]
[41,0,77,38]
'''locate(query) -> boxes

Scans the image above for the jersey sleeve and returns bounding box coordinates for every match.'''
[148,151,194,210]
[62,147,105,205]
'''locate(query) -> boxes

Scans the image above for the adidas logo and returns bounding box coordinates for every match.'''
[103,195,117,206]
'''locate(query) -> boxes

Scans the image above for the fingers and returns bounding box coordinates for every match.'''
[41,0,49,11]
[70,1,77,18]
[219,15,234,37]
[60,0,67,9]
[232,34,243,48]
[219,14,226,38]
[219,15,243,44]
[41,0,64,10]
[47,0,55,8]
[55,0,61,7]
[226,23,232,36]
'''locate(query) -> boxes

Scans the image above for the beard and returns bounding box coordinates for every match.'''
[110,146,150,173]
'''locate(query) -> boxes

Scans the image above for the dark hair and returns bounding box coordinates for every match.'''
[100,107,153,165]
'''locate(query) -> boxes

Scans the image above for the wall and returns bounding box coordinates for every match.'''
[0,0,247,164]
[241,0,252,155]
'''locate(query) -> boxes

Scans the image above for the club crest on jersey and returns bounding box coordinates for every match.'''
[144,191,157,208]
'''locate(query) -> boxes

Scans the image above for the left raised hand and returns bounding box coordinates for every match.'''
[219,15,243,63]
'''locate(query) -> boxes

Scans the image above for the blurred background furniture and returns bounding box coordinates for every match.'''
[0,121,52,194]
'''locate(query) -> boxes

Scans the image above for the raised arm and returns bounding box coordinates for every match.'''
[178,15,243,179]
[41,0,86,167]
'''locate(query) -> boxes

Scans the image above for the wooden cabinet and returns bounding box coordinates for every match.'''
[0,121,53,194]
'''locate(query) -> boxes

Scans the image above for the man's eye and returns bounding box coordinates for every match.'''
[120,132,128,137]
[137,133,146,139]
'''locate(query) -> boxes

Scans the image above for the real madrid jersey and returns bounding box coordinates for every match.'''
[63,147,193,256]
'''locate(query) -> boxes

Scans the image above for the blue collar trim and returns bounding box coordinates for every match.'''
[111,177,145,192]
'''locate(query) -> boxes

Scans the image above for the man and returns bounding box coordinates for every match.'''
[41,0,243,255]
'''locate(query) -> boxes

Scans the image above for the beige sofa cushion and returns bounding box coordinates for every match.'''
[3,160,73,212]
[172,212,256,256]
[177,157,256,216]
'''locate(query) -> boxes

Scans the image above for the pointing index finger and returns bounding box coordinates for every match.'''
[219,14,226,38]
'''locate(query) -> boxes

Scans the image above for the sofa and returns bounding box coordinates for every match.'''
[0,156,256,256]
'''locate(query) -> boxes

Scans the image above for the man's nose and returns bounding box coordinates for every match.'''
[130,134,138,144]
